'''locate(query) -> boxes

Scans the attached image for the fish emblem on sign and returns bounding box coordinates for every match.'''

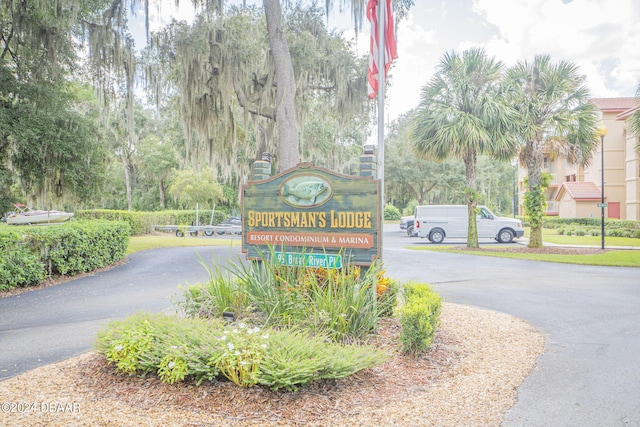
[279,176,332,207]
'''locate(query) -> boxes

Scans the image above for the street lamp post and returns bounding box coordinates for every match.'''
[511,158,518,218]
[596,123,608,250]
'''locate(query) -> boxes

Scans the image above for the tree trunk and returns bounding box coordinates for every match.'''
[524,139,544,248]
[464,150,479,248]
[158,176,166,209]
[264,0,300,172]
[120,152,133,211]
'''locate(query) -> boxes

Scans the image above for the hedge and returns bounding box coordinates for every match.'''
[75,209,232,235]
[543,217,639,230]
[0,220,130,291]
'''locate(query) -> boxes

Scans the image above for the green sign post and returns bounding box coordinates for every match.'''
[274,252,343,268]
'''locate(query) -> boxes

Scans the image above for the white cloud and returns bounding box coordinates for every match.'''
[386,12,438,120]
[473,0,640,98]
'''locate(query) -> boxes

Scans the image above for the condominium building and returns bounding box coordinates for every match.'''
[516,97,640,220]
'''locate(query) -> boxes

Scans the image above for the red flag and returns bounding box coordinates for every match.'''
[367,0,398,99]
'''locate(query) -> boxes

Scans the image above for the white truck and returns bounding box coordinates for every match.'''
[414,205,524,243]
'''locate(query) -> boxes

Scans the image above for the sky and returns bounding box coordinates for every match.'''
[140,0,640,124]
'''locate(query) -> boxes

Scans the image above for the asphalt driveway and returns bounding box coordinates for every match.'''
[0,245,238,380]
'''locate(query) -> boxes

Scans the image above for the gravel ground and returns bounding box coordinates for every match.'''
[0,303,544,427]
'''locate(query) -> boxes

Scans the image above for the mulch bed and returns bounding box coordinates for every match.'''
[75,319,462,425]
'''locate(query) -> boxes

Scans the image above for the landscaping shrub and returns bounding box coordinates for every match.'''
[259,327,387,391]
[607,228,625,237]
[0,246,46,291]
[75,209,156,235]
[377,273,400,318]
[95,313,387,391]
[0,220,130,290]
[180,270,248,320]
[399,281,442,357]
[28,220,130,275]
[384,204,401,220]
[544,217,640,238]
[179,251,398,344]
[403,199,419,217]
[76,209,232,235]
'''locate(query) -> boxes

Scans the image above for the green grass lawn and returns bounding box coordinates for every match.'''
[127,233,240,255]
[408,227,640,267]
[541,232,640,247]
[413,245,640,267]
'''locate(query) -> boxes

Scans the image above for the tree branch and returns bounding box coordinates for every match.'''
[233,75,275,120]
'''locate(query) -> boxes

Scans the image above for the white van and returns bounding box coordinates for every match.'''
[414,205,524,243]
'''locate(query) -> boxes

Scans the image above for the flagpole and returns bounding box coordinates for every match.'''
[377,0,385,260]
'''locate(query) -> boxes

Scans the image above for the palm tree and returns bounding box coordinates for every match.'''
[409,48,517,248]
[505,55,599,248]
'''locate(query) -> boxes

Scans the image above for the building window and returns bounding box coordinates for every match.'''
[543,156,549,169]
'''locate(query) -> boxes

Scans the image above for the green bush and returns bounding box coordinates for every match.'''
[383,204,401,220]
[377,278,400,318]
[95,313,387,391]
[180,250,396,344]
[179,266,248,319]
[259,328,387,391]
[75,209,155,235]
[76,209,232,235]
[398,281,442,357]
[28,220,130,275]
[403,200,419,217]
[0,220,130,290]
[0,246,46,291]
[544,217,640,237]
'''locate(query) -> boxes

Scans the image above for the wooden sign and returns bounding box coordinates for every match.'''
[242,163,381,266]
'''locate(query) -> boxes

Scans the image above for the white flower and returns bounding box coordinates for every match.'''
[227,343,234,351]
[219,335,227,341]
[167,361,175,369]
[239,323,247,329]
[114,345,124,352]
[234,351,241,356]
[261,344,267,349]
[261,334,270,340]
